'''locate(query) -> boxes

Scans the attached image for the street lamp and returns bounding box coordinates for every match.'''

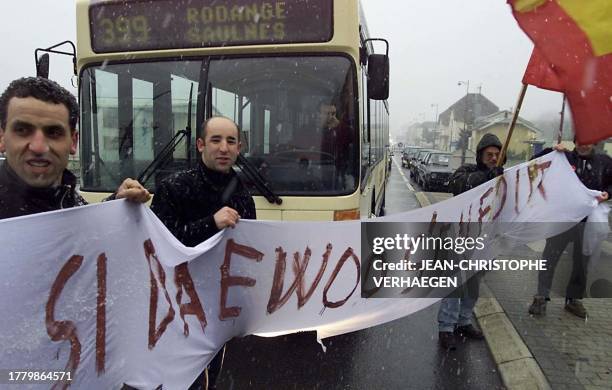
[457,80,470,127]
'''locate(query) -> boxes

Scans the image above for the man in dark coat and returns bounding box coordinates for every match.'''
[438,133,505,350]
[528,140,611,318]
[151,116,256,390]
[0,77,150,220]
[447,133,505,196]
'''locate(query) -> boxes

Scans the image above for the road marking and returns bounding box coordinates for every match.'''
[415,192,430,207]
[392,158,415,192]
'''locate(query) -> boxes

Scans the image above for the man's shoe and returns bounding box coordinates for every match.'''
[438,331,457,350]
[564,299,587,318]
[528,295,547,315]
[455,324,484,340]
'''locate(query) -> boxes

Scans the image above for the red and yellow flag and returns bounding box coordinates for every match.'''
[522,48,564,93]
[509,0,612,144]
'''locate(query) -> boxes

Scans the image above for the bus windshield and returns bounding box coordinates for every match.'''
[80,55,358,196]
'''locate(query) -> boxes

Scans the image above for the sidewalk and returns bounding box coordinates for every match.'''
[417,191,612,390]
[485,243,612,390]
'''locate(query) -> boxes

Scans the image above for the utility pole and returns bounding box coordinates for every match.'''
[431,103,439,149]
[458,80,470,164]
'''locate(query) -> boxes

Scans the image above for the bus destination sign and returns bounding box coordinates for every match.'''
[90,0,333,53]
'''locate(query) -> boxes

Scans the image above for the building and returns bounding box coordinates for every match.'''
[438,93,499,152]
[404,121,439,148]
[470,110,544,163]
[603,139,612,155]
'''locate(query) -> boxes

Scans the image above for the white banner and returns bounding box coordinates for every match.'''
[0,152,600,389]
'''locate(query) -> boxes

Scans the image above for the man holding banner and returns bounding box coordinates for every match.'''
[437,133,506,350]
[528,140,611,318]
[0,77,150,220]
[151,116,256,390]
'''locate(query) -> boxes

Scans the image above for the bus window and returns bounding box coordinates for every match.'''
[264,109,271,154]
[132,78,154,162]
[240,98,252,151]
[81,55,358,195]
[171,75,198,160]
[81,60,202,191]
[211,87,238,119]
[84,69,121,189]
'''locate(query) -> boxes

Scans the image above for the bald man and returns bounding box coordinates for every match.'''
[151,116,256,389]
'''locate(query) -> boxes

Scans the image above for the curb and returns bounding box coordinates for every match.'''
[414,191,551,390]
[474,285,550,390]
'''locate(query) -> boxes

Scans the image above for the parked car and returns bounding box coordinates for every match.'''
[415,150,439,183]
[401,146,421,168]
[417,152,454,191]
[406,148,431,173]
[410,149,435,179]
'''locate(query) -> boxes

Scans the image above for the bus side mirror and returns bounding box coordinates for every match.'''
[36,53,50,79]
[34,41,78,79]
[367,54,389,100]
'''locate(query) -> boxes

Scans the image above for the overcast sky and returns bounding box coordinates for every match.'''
[0,0,564,136]
[360,0,564,135]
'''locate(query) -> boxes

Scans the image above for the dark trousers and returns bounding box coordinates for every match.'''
[537,224,589,300]
[188,344,226,390]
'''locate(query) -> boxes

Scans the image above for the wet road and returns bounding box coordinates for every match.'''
[217,156,502,389]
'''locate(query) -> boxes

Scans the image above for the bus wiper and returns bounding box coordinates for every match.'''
[236,154,282,205]
[202,78,280,205]
[137,84,194,186]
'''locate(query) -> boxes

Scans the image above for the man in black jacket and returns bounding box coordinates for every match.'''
[447,133,505,196]
[151,116,256,389]
[528,141,611,318]
[438,133,505,350]
[0,77,150,220]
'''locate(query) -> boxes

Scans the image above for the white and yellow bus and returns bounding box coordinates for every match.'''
[38,0,390,221]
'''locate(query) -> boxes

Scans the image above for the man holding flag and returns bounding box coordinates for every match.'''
[508,0,612,317]
[528,140,611,317]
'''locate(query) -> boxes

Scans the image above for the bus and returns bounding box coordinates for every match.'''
[37,0,390,221]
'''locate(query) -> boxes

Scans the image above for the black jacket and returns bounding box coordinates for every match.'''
[448,134,504,196]
[151,160,256,247]
[0,163,86,220]
[534,147,612,194]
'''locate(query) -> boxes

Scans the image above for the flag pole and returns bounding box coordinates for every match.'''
[498,83,528,167]
[556,95,566,144]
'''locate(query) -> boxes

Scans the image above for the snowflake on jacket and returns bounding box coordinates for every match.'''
[0,163,86,220]
[151,160,256,247]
